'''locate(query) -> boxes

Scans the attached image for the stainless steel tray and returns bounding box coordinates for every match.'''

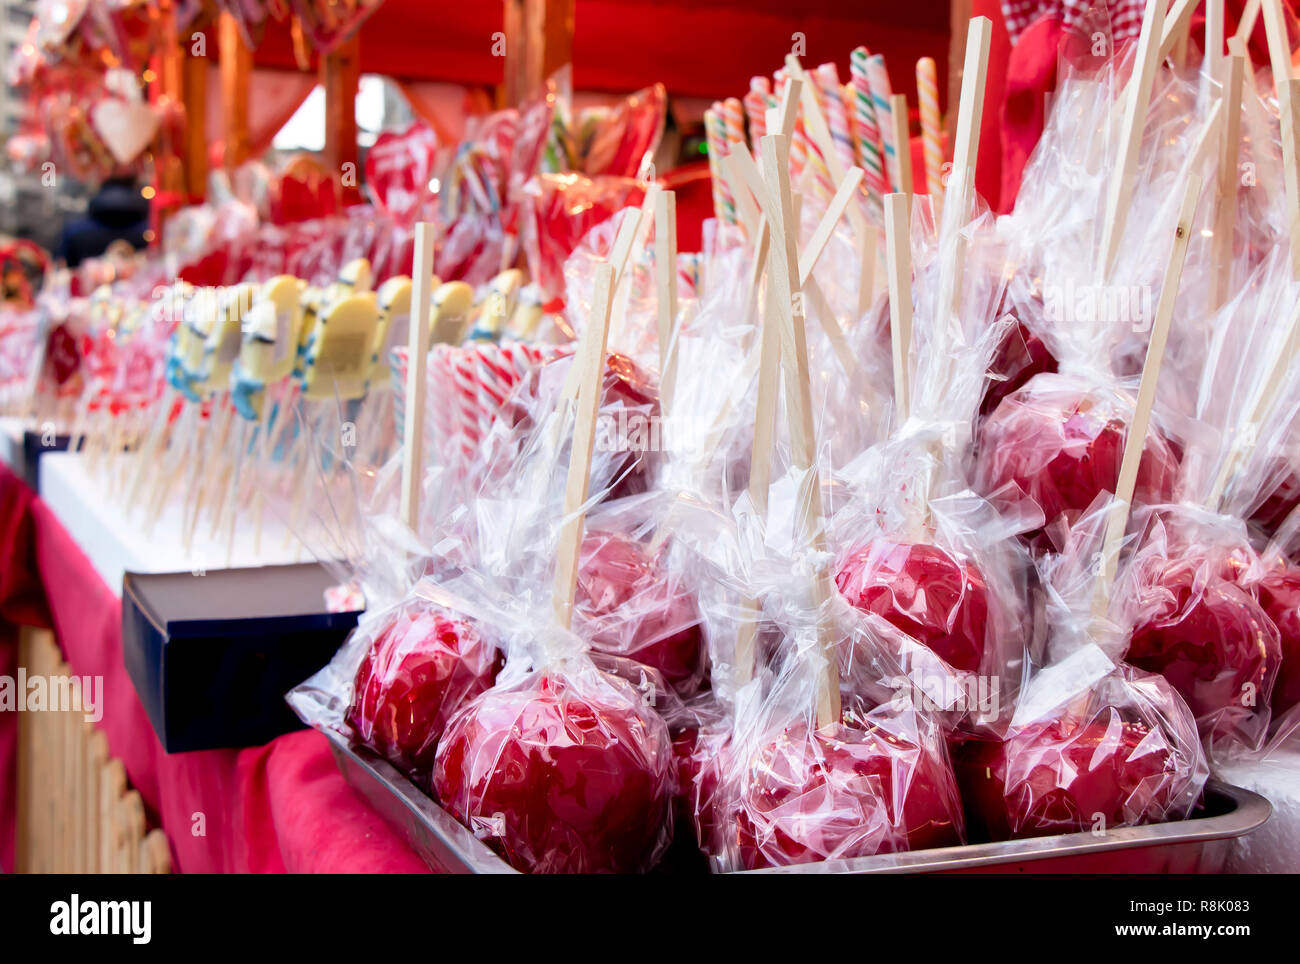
[326,731,519,873]
[326,730,1270,874]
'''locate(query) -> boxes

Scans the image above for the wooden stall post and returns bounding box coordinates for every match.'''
[219,12,252,168]
[503,0,575,107]
[322,32,363,206]
[183,23,210,201]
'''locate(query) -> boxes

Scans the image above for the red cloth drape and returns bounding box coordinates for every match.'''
[0,465,429,874]
[995,0,1300,212]
[204,66,320,170]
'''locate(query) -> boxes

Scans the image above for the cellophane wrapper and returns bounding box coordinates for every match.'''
[953,644,1208,841]
[829,195,1037,731]
[977,54,1225,539]
[694,502,968,870]
[1117,505,1281,756]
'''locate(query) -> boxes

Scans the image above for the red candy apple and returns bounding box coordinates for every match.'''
[953,702,1195,840]
[733,720,962,869]
[575,531,705,694]
[982,320,1057,417]
[976,377,1179,539]
[672,727,720,853]
[1255,561,1300,718]
[346,601,502,777]
[1249,458,1300,538]
[1127,558,1281,747]
[432,671,674,874]
[835,540,989,672]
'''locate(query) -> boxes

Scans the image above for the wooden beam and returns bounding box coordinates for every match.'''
[502,0,574,107]
[322,32,362,205]
[182,45,208,200]
[218,12,251,168]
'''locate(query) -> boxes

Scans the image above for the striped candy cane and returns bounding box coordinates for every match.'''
[850,47,887,203]
[744,78,771,152]
[865,54,899,191]
[816,63,857,173]
[703,106,736,226]
[916,56,944,199]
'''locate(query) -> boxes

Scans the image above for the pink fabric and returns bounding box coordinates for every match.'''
[0,464,429,874]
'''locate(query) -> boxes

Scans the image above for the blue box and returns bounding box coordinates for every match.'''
[15,427,76,490]
[122,563,362,753]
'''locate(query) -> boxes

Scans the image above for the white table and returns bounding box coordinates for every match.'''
[40,450,313,594]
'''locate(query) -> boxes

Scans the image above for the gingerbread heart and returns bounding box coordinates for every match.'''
[91,97,160,166]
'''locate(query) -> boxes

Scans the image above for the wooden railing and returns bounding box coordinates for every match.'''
[13,627,171,873]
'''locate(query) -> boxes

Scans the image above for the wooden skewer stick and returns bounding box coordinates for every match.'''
[944,17,992,231]
[654,190,681,419]
[798,167,865,285]
[858,222,879,319]
[759,132,840,729]
[560,204,645,403]
[784,55,871,245]
[1159,0,1199,62]
[1236,0,1263,43]
[400,223,436,533]
[1206,0,1226,81]
[1261,0,1300,280]
[1094,175,1202,609]
[735,242,783,686]
[935,17,991,341]
[553,263,617,630]
[889,94,914,197]
[1213,42,1247,309]
[1098,0,1170,284]
[884,193,914,422]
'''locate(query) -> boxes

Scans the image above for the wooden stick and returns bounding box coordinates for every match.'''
[798,166,865,285]
[884,193,914,421]
[654,190,680,417]
[1237,0,1263,42]
[1098,0,1170,282]
[1159,0,1200,61]
[805,275,864,384]
[735,244,783,686]
[889,94,914,196]
[560,204,645,403]
[1213,43,1246,309]
[1262,0,1300,279]
[1206,0,1225,81]
[858,222,879,318]
[1094,175,1202,606]
[552,264,616,629]
[784,55,871,242]
[759,133,840,729]
[945,17,992,227]
[400,223,436,532]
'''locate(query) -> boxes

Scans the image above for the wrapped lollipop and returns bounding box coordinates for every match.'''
[832,194,1032,708]
[430,263,675,873]
[954,644,1207,841]
[972,26,1227,543]
[829,37,1036,722]
[700,116,966,871]
[1116,247,1300,753]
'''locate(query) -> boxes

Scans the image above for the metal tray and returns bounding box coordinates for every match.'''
[326,730,1270,874]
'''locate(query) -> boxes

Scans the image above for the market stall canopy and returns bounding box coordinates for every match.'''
[237,0,952,103]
